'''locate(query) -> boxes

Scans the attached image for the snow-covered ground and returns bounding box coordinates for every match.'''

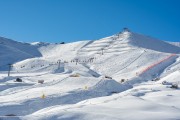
[0,30,180,120]
[168,41,180,47]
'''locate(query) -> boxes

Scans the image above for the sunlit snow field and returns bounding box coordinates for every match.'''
[0,31,180,120]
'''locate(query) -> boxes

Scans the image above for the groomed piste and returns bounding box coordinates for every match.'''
[0,29,180,120]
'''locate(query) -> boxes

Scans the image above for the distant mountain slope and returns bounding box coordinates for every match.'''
[167,42,180,47]
[39,41,90,59]
[1,29,180,71]
[125,31,180,53]
[0,37,41,56]
[78,31,180,57]
[0,37,42,70]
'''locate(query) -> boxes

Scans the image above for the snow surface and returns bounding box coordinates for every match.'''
[0,30,180,120]
[168,41,180,47]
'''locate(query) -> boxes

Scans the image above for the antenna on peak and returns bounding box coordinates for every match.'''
[123,27,130,32]
[115,27,131,38]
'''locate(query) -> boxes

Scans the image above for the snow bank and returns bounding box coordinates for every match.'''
[89,79,131,94]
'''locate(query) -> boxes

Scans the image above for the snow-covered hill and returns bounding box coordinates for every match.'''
[0,29,180,120]
[168,41,180,47]
[0,37,42,70]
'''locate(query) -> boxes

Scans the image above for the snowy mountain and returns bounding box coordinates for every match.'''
[126,32,180,53]
[30,42,50,47]
[0,29,180,120]
[0,37,42,70]
[168,41,180,47]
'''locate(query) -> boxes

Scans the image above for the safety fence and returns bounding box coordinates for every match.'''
[138,54,177,76]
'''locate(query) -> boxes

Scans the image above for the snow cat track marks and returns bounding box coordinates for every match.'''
[0,77,69,96]
[113,49,147,76]
[104,48,136,53]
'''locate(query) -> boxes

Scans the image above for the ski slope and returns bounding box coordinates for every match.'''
[0,30,180,120]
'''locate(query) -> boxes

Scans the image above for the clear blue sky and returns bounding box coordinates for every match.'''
[0,0,179,43]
